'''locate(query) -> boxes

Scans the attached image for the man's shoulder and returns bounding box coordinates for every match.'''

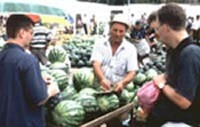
[94,37,108,46]
[17,52,38,66]
[123,39,137,50]
[183,44,200,56]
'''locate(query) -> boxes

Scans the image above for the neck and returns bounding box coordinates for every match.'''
[110,38,122,47]
[109,39,122,56]
[170,30,189,49]
[7,38,25,49]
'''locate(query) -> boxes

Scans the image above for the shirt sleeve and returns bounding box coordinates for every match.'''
[176,47,200,101]
[22,55,48,106]
[90,39,104,63]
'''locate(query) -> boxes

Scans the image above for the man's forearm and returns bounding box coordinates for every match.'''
[92,61,105,81]
[121,71,136,87]
[162,84,191,109]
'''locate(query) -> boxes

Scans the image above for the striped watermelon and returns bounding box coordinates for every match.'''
[49,62,69,73]
[76,94,99,113]
[119,89,135,106]
[61,85,78,100]
[134,72,147,86]
[52,100,85,127]
[79,88,98,96]
[48,46,68,63]
[73,68,95,91]
[51,69,69,91]
[96,94,119,113]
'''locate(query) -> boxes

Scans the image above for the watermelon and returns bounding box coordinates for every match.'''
[52,100,85,127]
[125,82,135,92]
[48,46,68,63]
[96,94,119,113]
[49,62,69,73]
[134,72,147,86]
[51,69,69,91]
[119,89,135,106]
[60,85,78,100]
[73,68,95,91]
[76,94,99,113]
[145,69,158,81]
[79,88,98,96]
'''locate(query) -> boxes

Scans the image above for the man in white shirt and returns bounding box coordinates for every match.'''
[90,14,138,126]
[91,14,138,93]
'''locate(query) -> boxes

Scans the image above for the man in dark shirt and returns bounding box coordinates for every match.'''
[0,14,59,127]
[145,3,200,127]
[130,20,146,41]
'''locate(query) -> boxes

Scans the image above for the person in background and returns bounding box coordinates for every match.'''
[82,13,88,35]
[145,3,200,127]
[30,18,52,65]
[89,14,97,35]
[146,11,159,52]
[129,13,136,29]
[0,14,59,127]
[191,15,200,43]
[90,14,138,127]
[130,20,150,65]
[186,16,194,37]
[75,13,84,35]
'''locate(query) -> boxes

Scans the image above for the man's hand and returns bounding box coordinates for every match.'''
[153,73,167,88]
[47,82,60,98]
[114,81,124,93]
[37,80,60,106]
[42,74,53,85]
[100,78,111,91]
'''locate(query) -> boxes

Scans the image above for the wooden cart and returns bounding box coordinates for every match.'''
[80,103,135,127]
[46,102,135,127]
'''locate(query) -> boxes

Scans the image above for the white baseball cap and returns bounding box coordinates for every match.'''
[111,14,129,29]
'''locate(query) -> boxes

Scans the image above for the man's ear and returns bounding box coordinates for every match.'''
[18,29,25,39]
[164,24,170,33]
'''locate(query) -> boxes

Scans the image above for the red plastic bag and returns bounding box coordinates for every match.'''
[137,80,160,110]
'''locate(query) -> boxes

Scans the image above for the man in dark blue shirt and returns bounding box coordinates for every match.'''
[0,14,59,127]
[144,3,200,127]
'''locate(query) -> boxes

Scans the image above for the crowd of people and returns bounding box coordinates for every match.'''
[75,13,98,35]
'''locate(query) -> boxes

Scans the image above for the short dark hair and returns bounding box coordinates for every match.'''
[157,3,186,31]
[6,14,34,39]
[147,11,157,25]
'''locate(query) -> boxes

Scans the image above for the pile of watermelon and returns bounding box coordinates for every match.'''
[62,37,94,68]
[43,66,137,127]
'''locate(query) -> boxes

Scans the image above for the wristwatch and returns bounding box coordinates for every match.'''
[158,82,166,89]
